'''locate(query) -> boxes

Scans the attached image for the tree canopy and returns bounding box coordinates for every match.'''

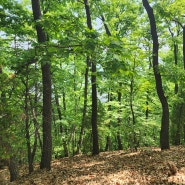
[1,0,185,182]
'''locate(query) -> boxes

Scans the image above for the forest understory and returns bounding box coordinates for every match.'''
[1,146,185,185]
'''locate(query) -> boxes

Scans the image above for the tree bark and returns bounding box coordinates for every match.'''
[117,83,123,150]
[24,64,34,173]
[31,0,52,169]
[91,60,99,155]
[146,92,149,119]
[183,27,185,70]
[101,15,111,36]
[142,0,170,150]
[9,157,19,182]
[84,0,99,155]
[105,91,112,151]
[174,43,179,93]
[54,87,68,157]
[77,57,89,154]
[168,25,179,93]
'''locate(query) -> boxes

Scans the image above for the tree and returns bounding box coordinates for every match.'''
[76,57,90,154]
[0,65,20,182]
[31,0,52,170]
[3,1,185,174]
[83,0,99,155]
[142,0,170,150]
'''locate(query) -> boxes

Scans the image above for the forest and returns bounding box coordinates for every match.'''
[1,0,185,184]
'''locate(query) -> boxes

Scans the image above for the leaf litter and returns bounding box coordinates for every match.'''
[1,146,185,184]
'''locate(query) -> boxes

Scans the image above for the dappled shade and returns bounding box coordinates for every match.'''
[1,146,185,184]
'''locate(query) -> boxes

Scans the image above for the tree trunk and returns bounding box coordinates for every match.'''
[91,61,99,155]
[174,43,178,94]
[117,84,123,150]
[0,67,19,181]
[168,25,179,93]
[130,78,138,151]
[183,123,185,143]
[77,57,89,154]
[101,15,111,36]
[102,15,114,152]
[54,86,68,157]
[183,27,185,70]
[54,88,63,133]
[24,64,34,173]
[31,0,52,170]
[9,157,19,182]
[84,0,99,155]
[142,0,170,150]
[105,92,112,151]
[105,136,111,151]
[146,96,149,119]
[29,95,42,151]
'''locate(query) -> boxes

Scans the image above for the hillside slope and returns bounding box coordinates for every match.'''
[1,146,185,184]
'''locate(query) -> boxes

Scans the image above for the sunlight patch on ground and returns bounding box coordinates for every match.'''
[79,160,105,168]
[61,169,148,185]
[105,170,148,185]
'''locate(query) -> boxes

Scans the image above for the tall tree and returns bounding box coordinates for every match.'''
[77,57,90,154]
[84,0,99,155]
[0,66,20,182]
[31,0,52,169]
[142,0,170,150]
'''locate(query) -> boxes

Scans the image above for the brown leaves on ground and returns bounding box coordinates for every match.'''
[2,146,185,185]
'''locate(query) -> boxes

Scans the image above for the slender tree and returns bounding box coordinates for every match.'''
[84,0,99,155]
[142,0,170,150]
[0,67,19,182]
[31,0,52,169]
[77,57,90,154]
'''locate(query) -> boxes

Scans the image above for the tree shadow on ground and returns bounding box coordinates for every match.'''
[3,146,185,184]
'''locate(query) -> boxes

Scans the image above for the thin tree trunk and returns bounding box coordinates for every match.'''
[130,78,138,151]
[61,90,69,157]
[101,15,113,152]
[54,88,63,133]
[24,64,35,174]
[77,57,89,154]
[102,15,123,150]
[105,91,112,151]
[174,104,183,145]
[53,86,68,157]
[117,83,123,150]
[183,123,185,143]
[29,94,42,162]
[31,0,52,170]
[105,136,111,151]
[183,27,185,70]
[101,15,111,36]
[0,67,19,181]
[182,27,185,142]
[168,26,179,93]
[146,91,149,119]
[174,43,178,94]
[33,64,43,151]
[130,79,135,126]
[142,0,170,150]
[72,125,77,156]
[91,61,99,155]
[84,0,99,155]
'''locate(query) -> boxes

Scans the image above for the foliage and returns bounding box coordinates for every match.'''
[1,0,185,180]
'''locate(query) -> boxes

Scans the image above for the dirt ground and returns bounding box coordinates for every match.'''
[1,146,185,184]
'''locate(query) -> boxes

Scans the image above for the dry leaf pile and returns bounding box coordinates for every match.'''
[1,146,185,185]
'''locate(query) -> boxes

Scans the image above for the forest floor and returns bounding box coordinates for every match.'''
[1,146,185,185]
